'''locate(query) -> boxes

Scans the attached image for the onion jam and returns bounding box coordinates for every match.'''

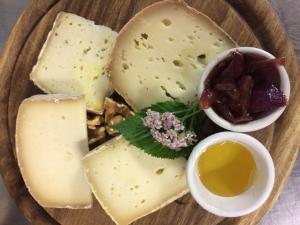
[199,50,288,124]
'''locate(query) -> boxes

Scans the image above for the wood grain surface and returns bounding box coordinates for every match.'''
[0,0,299,225]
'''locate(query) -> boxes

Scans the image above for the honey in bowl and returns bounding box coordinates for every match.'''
[197,141,256,197]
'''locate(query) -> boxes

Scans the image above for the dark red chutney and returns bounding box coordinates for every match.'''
[199,50,288,124]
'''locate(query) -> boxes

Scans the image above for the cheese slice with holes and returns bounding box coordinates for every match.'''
[109,1,237,110]
[16,94,92,208]
[30,12,117,112]
[82,136,188,225]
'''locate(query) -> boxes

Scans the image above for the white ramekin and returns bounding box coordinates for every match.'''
[198,47,290,132]
[186,132,275,217]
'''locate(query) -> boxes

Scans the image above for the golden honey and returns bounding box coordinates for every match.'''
[198,141,256,197]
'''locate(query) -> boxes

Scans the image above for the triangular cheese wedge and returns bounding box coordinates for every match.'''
[109,1,236,110]
[30,12,117,112]
[16,94,92,208]
[82,136,188,225]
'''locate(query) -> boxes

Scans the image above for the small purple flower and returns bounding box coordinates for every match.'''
[161,112,184,131]
[143,109,162,129]
[143,109,197,151]
[161,112,174,130]
[185,132,197,145]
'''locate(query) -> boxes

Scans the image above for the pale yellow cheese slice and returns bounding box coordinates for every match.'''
[109,1,237,110]
[30,12,117,112]
[82,136,188,225]
[16,94,92,208]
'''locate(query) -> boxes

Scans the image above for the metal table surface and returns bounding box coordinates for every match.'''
[0,0,299,224]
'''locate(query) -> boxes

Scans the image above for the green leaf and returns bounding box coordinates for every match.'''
[113,100,203,159]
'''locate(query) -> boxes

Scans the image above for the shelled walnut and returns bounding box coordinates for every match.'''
[104,97,133,123]
[88,127,106,145]
[87,115,104,127]
[87,98,133,146]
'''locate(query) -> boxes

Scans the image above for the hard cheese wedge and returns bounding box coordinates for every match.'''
[30,12,117,112]
[109,1,237,110]
[82,136,188,225]
[16,94,92,208]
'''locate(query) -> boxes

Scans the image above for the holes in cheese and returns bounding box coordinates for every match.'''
[141,33,148,39]
[155,168,165,175]
[162,18,172,26]
[82,136,188,225]
[30,12,117,112]
[172,59,183,67]
[109,1,237,110]
[16,94,92,208]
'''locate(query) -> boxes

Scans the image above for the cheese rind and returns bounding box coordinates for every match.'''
[16,94,92,208]
[109,1,237,110]
[30,12,117,112]
[82,136,188,225]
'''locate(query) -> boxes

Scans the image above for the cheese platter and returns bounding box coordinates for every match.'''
[0,0,299,225]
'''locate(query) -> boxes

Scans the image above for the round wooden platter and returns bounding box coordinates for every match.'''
[0,0,299,224]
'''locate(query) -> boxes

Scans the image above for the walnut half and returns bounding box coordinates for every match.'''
[104,97,133,123]
[87,98,133,146]
[88,126,106,145]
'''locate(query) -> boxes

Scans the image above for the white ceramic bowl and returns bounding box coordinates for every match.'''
[186,132,275,217]
[198,47,290,132]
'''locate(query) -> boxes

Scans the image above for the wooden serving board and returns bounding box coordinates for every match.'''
[0,0,299,224]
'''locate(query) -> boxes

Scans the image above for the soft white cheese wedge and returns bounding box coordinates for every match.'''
[16,94,92,208]
[109,1,237,110]
[30,12,117,112]
[82,136,188,225]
